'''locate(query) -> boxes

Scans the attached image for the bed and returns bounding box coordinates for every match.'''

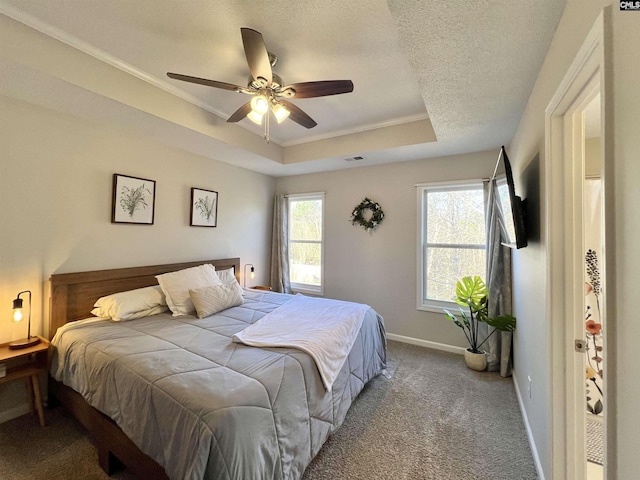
[48,258,386,480]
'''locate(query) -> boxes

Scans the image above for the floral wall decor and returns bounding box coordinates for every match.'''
[350,197,384,232]
[112,173,156,225]
[191,187,218,227]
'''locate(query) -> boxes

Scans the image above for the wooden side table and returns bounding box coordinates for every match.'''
[251,285,272,291]
[0,336,49,426]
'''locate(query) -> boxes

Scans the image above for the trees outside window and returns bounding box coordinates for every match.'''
[418,182,486,311]
[288,193,324,294]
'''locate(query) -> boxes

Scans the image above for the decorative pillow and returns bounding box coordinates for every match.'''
[189,283,244,319]
[214,267,244,296]
[156,264,222,316]
[91,285,168,321]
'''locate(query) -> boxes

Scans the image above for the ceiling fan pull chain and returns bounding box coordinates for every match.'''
[265,107,270,144]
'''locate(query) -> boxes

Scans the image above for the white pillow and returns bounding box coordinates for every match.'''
[215,267,236,283]
[91,285,168,321]
[189,283,244,319]
[156,264,222,316]
[215,267,244,296]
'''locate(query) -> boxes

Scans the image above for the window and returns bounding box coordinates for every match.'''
[288,193,324,294]
[417,182,486,311]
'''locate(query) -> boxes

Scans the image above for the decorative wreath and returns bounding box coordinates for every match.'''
[350,197,385,232]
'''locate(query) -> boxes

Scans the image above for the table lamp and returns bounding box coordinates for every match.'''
[243,264,255,288]
[9,290,40,350]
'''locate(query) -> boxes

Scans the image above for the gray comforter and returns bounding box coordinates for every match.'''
[50,290,386,480]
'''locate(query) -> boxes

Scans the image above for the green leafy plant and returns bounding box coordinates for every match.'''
[444,276,516,354]
[195,195,216,222]
[120,183,151,217]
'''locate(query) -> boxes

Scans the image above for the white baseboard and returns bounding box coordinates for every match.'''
[0,403,31,425]
[386,333,466,355]
[512,372,545,480]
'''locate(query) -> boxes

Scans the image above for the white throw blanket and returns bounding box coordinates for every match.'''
[233,294,369,391]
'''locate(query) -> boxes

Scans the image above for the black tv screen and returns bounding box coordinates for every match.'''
[495,146,527,249]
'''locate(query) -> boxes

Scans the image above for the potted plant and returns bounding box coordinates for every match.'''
[444,276,516,371]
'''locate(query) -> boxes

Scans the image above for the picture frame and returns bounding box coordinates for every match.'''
[111,173,156,225]
[190,187,218,227]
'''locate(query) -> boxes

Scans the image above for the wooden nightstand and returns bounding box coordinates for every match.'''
[251,286,272,291]
[0,336,49,426]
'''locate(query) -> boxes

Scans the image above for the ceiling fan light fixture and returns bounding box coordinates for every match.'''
[247,110,264,125]
[250,95,269,115]
[167,28,354,142]
[272,102,290,123]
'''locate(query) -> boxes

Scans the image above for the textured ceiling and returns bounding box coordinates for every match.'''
[0,0,567,176]
[388,0,567,141]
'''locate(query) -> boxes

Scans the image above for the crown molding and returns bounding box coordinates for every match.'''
[0,1,429,150]
[0,1,231,121]
[279,112,430,147]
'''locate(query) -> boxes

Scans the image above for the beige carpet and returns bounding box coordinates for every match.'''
[0,341,537,480]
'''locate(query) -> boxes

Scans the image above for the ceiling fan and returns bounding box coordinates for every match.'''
[167,27,354,141]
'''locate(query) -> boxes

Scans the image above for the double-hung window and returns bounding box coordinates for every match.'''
[417,181,486,311]
[288,192,324,295]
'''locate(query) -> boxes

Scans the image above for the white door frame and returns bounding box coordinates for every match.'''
[545,9,611,480]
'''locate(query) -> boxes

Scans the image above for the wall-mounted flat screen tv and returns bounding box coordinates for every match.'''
[495,146,527,249]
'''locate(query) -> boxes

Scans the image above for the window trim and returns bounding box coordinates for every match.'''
[287,192,325,296]
[416,180,486,312]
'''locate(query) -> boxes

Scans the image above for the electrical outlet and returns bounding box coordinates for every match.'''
[527,376,532,399]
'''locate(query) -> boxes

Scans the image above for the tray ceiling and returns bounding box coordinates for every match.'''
[0,0,566,176]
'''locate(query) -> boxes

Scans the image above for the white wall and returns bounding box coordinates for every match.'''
[507,1,640,478]
[277,151,497,348]
[0,94,275,418]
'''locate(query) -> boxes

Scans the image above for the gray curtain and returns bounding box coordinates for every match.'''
[270,194,292,293]
[482,179,513,377]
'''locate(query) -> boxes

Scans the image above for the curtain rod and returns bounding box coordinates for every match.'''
[414,178,490,188]
[491,147,504,181]
[283,191,326,198]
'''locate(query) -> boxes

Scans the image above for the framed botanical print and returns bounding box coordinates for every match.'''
[190,187,218,227]
[112,174,156,225]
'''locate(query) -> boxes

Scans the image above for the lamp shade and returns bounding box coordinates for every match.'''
[12,297,23,323]
[272,102,290,123]
[247,110,264,125]
[250,95,269,115]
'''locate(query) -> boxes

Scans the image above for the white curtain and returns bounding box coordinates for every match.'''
[483,179,513,377]
[270,194,292,293]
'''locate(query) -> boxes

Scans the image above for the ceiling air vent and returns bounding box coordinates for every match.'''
[344,155,366,162]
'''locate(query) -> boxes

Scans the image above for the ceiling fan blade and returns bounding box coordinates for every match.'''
[241,28,272,86]
[285,80,354,98]
[226,102,253,123]
[279,100,317,129]
[167,72,242,91]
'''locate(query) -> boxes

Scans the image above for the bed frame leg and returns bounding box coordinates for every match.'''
[98,444,124,475]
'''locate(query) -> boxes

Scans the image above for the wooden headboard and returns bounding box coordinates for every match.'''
[49,257,241,340]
